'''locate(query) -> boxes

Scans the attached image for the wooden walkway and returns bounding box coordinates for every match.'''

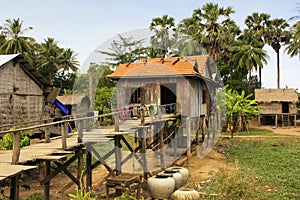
[0,113,202,200]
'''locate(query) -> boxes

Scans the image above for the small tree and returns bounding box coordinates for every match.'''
[224,88,259,135]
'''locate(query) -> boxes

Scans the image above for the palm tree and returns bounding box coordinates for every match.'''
[230,30,269,86]
[0,18,35,55]
[244,13,270,86]
[286,21,300,59]
[61,48,79,74]
[180,3,235,61]
[149,14,176,58]
[264,18,291,89]
[36,38,64,83]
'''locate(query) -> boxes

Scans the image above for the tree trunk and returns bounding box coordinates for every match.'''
[276,49,280,89]
[258,67,262,88]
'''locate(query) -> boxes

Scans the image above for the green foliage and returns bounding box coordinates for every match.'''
[24,193,44,200]
[114,184,137,200]
[223,88,259,134]
[68,171,97,200]
[97,34,147,68]
[0,127,33,150]
[68,189,96,200]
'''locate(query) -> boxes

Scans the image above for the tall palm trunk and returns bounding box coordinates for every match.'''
[276,49,280,89]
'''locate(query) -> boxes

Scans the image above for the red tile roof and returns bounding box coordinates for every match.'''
[107,55,210,79]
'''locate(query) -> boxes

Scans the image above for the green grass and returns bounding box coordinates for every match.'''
[200,134,300,199]
[222,128,273,137]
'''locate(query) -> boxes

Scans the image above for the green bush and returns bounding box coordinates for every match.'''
[0,126,33,150]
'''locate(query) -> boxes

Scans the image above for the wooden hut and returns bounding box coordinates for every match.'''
[255,89,299,127]
[107,56,217,119]
[56,94,90,117]
[0,54,51,128]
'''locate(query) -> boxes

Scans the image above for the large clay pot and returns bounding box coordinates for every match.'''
[171,188,200,200]
[148,174,175,199]
[169,166,189,185]
[162,169,183,190]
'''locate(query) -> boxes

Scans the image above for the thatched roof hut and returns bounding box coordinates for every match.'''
[255,89,298,103]
[0,54,51,127]
[56,94,90,116]
[254,89,299,127]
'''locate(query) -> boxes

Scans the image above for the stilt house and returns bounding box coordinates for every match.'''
[107,56,218,119]
[255,89,299,126]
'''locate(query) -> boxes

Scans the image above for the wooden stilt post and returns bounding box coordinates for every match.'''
[141,127,148,179]
[77,148,84,188]
[44,160,51,200]
[12,131,21,164]
[159,124,165,169]
[186,118,191,163]
[196,117,202,158]
[86,150,92,192]
[10,175,19,200]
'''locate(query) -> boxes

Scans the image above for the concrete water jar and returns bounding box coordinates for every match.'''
[171,188,200,200]
[169,166,189,185]
[147,174,175,199]
[162,169,183,190]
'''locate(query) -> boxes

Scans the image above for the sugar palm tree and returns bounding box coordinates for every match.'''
[0,18,35,55]
[183,3,235,61]
[244,13,270,86]
[264,18,291,89]
[149,14,176,58]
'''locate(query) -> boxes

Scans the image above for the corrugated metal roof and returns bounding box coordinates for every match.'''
[0,54,19,66]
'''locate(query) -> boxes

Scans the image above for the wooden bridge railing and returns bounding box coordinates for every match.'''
[0,112,118,165]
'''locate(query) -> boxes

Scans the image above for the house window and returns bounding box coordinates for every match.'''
[202,89,206,104]
[130,88,142,103]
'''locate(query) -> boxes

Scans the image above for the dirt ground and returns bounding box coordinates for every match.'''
[5,125,300,199]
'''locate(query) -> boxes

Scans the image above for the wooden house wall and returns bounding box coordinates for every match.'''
[115,77,211,117]
[258,102,298,115]
[0,61,44,126]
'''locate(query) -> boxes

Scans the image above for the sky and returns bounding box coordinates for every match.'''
[1,0,300,90]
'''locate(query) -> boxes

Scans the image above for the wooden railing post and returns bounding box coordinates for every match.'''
[44,126,50,143]
[12,131,21,164]
[61,122,67,149]
[114,112,119,132]
[78,120,83,143]
[140,106,145,125]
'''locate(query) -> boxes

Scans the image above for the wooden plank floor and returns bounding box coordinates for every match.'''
[0,163,37,178]
[0,134,81,164]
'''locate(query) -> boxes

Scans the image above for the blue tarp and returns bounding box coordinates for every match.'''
[54,99,69,115]
[54,98,72,133]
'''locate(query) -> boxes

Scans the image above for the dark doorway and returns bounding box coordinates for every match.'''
[282,102,289,113]
[161,83,176,113]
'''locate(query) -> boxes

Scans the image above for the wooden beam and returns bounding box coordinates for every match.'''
[41,151,82,185]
